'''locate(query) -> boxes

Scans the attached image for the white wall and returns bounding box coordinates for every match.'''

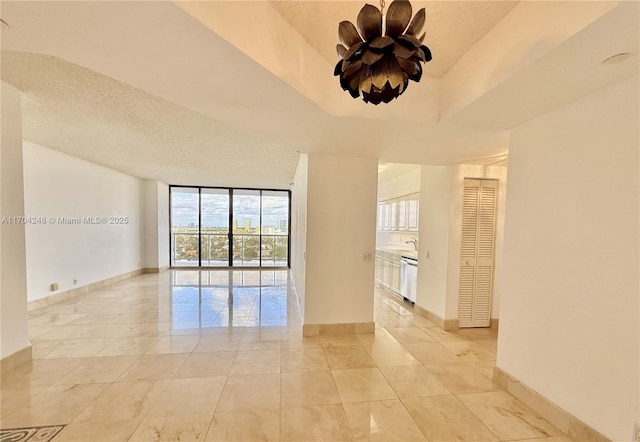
[304,154,377,325]
[0,82,30,359]
[142,180,170,269]
[498,76,639,441]
[377,168,421,201]
[416,166,451,319]
[157,182,169,268]
[23,141,143,302]
[290,154,308,312]
[143,180,159,268]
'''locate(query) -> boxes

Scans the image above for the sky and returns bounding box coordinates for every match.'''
[171,190,288,229]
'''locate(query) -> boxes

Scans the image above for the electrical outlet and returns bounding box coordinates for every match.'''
[72,278,77,285]
[634,423,640,442]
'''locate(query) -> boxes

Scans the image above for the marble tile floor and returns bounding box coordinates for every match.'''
[0,269,574,441]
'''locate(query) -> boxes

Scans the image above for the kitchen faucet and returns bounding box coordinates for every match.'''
[406,238,418,250]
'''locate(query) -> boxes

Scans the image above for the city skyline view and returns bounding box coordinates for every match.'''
[170,187,290,267]
[171,189,289,231]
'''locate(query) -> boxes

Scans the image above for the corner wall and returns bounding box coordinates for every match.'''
[290,154,308,312]
[22,141,143,302]
[157,183,169,268]
[416,166,451,320]
[304,154,377,326]
[143,180,170,270]
[1,82,29,359]
[498,76,639,441]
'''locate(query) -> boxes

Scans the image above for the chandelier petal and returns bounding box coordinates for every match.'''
[369,36,395,52]
[360,76,373,94]
[342,60,363,77]
[392,42,414,59]
[348,75,362,97]
[371,75,388,90]
[406,8,425,36]
[398,58,422,81]
[397,34,421,48]
[336,44,348,59]
[361,49,385,65]
[339,73,350,90]
[363,83,402,105]
[385,0,412,37]
[338,21,362,48]
[387,72,406,89]
[357,4,383,41]
[344,41,366,61]
[419,45,432,62]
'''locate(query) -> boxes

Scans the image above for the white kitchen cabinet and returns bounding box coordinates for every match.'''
[377,193,419,232]
[389,200,397,230]
[390,260,401,293]
[397,199,407,230]
[376,250,402,296]
[381,256,391,288]
[407,195,419,230]
[382,202,390,230]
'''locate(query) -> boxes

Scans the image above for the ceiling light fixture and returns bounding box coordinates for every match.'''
[334,0,432,105]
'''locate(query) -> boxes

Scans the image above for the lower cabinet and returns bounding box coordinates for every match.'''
[390,260,401,293]
[375,250,401,296]
[375,253,383,284]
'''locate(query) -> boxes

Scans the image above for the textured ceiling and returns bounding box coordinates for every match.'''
[1,51,300,189]
[0,1,636,189]
[268,0,519,77]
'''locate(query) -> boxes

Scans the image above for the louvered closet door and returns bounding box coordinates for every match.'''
[458,179,498,328]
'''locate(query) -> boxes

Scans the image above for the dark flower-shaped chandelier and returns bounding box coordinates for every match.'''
[334,0,432,105]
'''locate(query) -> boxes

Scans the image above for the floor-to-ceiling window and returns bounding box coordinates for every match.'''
[232,189,261,267]
[170,187,200,267]
[261,190,289,267]
[170,186,290,267]
[201,188,230,266]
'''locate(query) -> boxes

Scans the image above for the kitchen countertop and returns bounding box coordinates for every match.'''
[377,247,418,260]
[401,251,418,260]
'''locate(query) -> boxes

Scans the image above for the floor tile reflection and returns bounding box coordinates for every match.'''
[170,270,290,330]
[0,271,572,441]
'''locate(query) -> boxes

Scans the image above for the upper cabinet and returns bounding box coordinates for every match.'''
[407,194,419,230]
[378,193,419,232]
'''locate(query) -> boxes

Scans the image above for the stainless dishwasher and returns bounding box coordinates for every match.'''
[400,256,418,304]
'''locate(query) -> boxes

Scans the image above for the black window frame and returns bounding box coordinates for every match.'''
[169,185,291,268]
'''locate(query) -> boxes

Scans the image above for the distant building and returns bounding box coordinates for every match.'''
[234,218,253,233]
